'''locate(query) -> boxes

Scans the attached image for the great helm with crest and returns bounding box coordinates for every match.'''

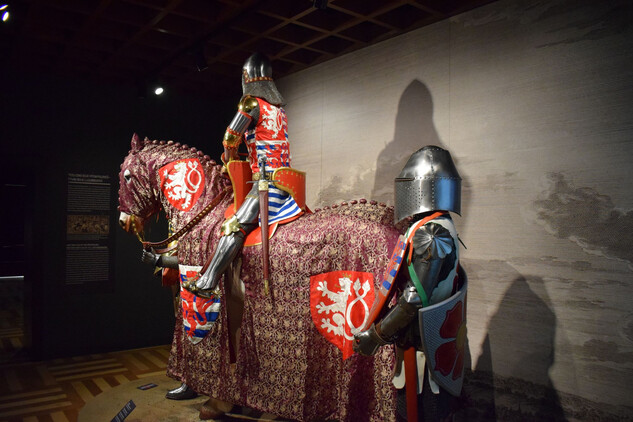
[394,145,461,223]
[241,52,285,106]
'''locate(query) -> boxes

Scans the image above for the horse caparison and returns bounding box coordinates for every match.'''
[118,134,405,421]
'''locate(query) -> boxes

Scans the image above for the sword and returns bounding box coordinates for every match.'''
[256,156,273,295]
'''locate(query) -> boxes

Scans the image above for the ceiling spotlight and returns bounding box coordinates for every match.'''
[1,4,9,22]
[136,79,164,98]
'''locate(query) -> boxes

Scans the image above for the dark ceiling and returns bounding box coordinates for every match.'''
[1,0,496,100]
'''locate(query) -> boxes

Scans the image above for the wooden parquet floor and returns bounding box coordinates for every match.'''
[0,344,171,422]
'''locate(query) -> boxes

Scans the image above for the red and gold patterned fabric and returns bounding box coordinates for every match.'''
[167,203,401,421]
[310,270,376,360]
[118,138,402,421]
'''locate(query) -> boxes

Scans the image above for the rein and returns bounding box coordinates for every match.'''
[135,186,231,253]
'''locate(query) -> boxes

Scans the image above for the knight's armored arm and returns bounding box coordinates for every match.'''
[221,96,260,163]
[353,284,421,356]
[158,255,179,269]
[353,222,456,356]
[141,248,179,269]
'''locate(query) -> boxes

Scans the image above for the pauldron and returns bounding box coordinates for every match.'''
[409,222,455,303]
[239,95,259,113]
[411,222,454,261]
[223,96,259,149]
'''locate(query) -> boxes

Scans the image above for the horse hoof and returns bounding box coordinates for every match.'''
[199,397,235,420]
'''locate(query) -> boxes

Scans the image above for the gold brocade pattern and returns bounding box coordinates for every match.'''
[119,140,402,421]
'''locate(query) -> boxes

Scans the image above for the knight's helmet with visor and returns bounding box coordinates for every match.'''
[394,145,461,224]
[241,52,285,106]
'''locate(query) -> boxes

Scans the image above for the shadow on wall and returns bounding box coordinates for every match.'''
[315,80,445,206]
[461,261,565,421]
[370,80,444,204]
[315,79,471,213]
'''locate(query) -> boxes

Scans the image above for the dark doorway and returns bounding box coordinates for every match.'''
[0,181,30,363]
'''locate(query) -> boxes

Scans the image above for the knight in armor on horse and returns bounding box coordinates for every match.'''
[139,52,305,402]
[354,146,468,421]
[185,52,304,297]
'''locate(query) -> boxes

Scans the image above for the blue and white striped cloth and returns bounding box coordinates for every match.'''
[265,183,301,225]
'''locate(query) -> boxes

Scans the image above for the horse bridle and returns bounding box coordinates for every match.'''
[132,186,231,254]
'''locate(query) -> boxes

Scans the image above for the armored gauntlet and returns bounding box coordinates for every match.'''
[353,324,389,356]
[353,285,422,355]
[141,248,161,267]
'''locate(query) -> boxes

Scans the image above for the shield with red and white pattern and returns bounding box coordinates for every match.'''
[159,158,205,212]
[179,265,221,344]
[310,271,375,360]
[418,271,468,397]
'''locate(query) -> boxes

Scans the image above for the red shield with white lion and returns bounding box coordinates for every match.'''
[159,158,205,212]
[310,271,376,360]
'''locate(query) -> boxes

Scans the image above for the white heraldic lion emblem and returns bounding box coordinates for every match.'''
[315,275,372,341]
[261,104,284,138]
[160,159,204,212]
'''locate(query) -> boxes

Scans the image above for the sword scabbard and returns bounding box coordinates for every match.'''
[404,347,419,422]
[258,178,271,295]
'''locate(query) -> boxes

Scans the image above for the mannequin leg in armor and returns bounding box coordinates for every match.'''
[195,192,260,419]
[195,185,260,294]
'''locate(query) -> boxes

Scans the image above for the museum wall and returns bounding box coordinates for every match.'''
[277,0,633,418]
[0,69,232,360]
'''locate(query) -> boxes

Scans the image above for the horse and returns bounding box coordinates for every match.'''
[118,133,403,421]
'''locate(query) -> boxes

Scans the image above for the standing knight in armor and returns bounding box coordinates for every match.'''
[187,52,301,296]
[354,146,467,421]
